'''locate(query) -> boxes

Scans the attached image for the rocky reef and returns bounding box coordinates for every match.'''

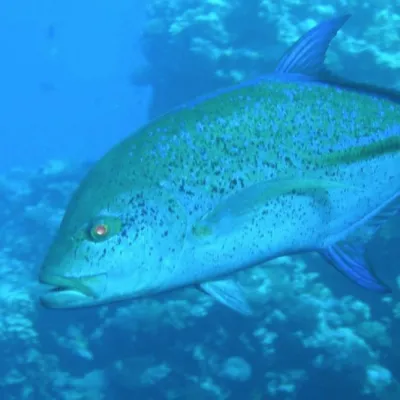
[134,0,400,118]
[0,159,399,399]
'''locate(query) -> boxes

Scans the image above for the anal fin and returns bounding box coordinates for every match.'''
[321,243,390,292]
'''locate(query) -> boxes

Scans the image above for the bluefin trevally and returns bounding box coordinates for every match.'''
[39,15,400,314]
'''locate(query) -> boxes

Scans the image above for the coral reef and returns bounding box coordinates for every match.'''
[0,159,398,398]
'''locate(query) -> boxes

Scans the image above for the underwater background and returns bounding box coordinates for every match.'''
[0,0,399,399]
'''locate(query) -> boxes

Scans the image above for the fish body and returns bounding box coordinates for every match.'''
[39,15,400,312]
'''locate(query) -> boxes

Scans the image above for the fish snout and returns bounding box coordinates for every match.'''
[39,272,108,308]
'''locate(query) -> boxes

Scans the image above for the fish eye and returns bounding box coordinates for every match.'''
[89,221,110,242]
[87,216,122,242]
[90,222,109,241]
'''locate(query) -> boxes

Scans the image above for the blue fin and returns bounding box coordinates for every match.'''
[322,244,390,292]
[199,279,253,316]
[275,14,351,75]
[321,191,400,293]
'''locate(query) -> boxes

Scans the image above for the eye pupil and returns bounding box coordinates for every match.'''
[94,224,108,236]
[87,218,119,242]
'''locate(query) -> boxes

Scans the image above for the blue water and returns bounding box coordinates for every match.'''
[0,1,399,399]
[0,0,150,171]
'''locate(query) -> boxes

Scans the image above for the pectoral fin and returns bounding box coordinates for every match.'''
[199,278,253,316]
[193,178,351,238]
[320,190,400,292]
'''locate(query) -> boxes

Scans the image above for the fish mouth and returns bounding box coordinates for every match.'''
[39,273,107,308]
[40,274,97,297]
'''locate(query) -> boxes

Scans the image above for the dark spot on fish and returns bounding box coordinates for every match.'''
[98,248,107,260]
[211,185,219,193]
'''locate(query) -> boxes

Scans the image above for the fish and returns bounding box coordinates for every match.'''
[39,14,400,314]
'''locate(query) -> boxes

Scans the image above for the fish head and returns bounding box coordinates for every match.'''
[39,181,188,309]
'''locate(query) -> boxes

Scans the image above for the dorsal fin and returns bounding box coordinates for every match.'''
[275,14,351,75]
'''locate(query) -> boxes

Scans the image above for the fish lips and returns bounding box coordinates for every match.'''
[39,272,108,308]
